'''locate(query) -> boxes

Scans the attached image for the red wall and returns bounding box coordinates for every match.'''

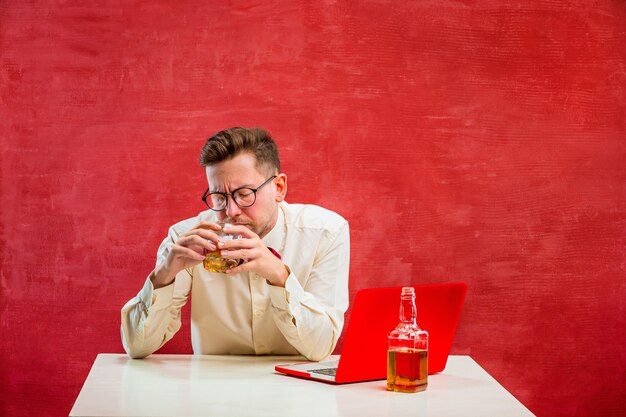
[1,1,625,416]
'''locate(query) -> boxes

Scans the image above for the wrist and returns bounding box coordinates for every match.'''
[267,263,290,287]
[152,265,176,289]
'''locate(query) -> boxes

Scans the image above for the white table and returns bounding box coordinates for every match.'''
[70,354,535,417]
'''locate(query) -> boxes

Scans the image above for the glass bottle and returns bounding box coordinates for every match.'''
[387,287,429,393]
[203,223,240,273]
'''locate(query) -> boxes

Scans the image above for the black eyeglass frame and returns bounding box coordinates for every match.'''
[201,175,277,211]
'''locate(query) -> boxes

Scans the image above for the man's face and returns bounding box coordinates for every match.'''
[205,152,285,239]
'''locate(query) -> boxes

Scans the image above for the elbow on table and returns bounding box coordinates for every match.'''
[123,342,155,359]
[302,337,337,362]
[120,328,154,359]
[127,350,151,359]
[304,351,330,362]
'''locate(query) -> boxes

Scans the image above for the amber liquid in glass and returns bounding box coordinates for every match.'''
[387,348,428,393]
[203,250,238,273]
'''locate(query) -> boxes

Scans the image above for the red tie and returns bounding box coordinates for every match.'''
[267,247,282,260]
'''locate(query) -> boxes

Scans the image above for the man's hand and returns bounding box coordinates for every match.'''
[218,224,290,287]
[151,222,223,289]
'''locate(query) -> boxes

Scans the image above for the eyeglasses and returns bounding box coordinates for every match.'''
[201,176,277,211]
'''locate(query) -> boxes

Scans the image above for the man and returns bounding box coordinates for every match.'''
[121,127,350,361]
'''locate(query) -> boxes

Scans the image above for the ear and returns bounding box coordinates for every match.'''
[274,173,287,202]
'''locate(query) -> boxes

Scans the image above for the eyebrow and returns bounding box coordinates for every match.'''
[210,183,256,193]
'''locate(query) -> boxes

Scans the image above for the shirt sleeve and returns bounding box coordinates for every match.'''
[268,221,350,361]
[120,228,192,359]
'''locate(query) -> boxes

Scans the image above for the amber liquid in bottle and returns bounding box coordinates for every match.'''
[202,223,240,273]
[203,251,238,273]
[387,348,428,392]
[387,287,429,393]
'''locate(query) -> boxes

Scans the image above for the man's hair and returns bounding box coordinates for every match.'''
[200,127,281,175]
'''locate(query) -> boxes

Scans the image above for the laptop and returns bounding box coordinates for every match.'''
[275,282,467,384]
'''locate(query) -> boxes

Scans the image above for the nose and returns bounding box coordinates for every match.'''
[225,195,242,218]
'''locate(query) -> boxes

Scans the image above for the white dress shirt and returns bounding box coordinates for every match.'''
[121,201,350,361]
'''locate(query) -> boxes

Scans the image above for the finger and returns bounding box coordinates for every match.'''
[219,237,256,250]
[225,261,253,275]
[177,229,220,244]
[181,228,221,242]
[172,245,205,261]
[219,248,254,260]
[191,229,223,245]
[180,235,216,251]
[194,221,224,231]
[222,224,257,239]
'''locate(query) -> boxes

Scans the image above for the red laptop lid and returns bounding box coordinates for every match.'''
[335,282,467,383]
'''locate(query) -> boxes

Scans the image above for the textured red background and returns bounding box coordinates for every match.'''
[1,1,625,416]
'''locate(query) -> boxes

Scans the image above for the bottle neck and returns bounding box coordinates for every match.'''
[399,295,417,324]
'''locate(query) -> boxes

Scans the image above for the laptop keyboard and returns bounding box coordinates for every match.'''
[309,367,337,377]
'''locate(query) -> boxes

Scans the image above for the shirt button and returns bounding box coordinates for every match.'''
[255,310,263,317]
